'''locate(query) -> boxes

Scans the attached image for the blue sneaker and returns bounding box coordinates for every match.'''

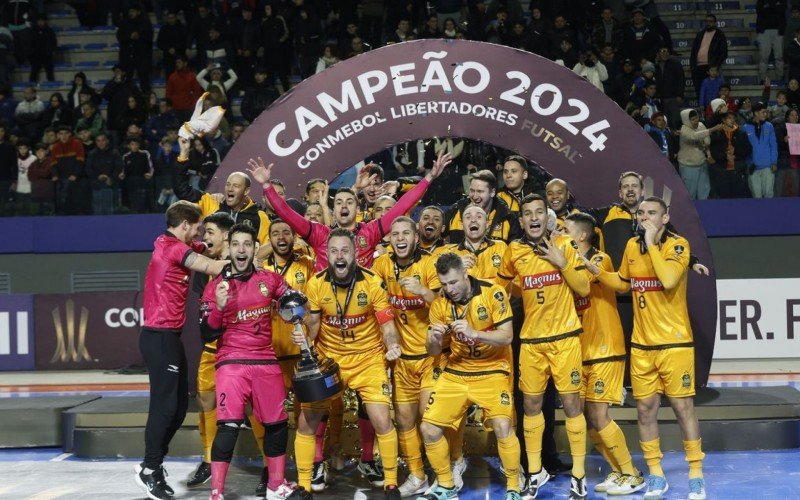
[643,474,669,499]
[416,484,459,500]
[688,477,707,500]
[505,490,522,500]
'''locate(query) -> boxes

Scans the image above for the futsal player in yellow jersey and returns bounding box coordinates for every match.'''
[292,228,403,499]
[419,252,521,500]
[563,213,645,495]
[373,217,442,497]
[585,197,706,500]
[444,205,508,281]
[496,194,590,500]
[417,206,449,257]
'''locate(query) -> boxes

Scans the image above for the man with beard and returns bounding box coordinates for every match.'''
[584,198,707,500]
[445,205,508,281]
[562,213,645,496]
[417,206,448,256]
[373,217,442,497]
[497,194,590,500]
[248,152,452,271]
[353,163,420,222]
[372,196,397,258]
[419,252,520,500]
[200,224,304,500]
[445,169,522,244]
[292,229,403,499]
[497,156,531,213]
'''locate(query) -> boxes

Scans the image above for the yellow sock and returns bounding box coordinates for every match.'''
[376,429,399,487]
[444,420,465,462]
[640,438,664,477]
[565,414,587,479]
[598,421,635,475]
[589,428,619,472]
[201,410,217,463]
[249,415,266,461]
[497,435,521,492]
[523,413,545,474]
[398,428,425,478]
[425,435,454,488]
[294,432,316,491]
[683,439,705,479]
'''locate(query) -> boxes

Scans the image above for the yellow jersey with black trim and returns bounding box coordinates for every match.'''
[264,253,315,360]
[443,239,508,281]
[497,190,521,213]
[577,249,626,362]
[419,238,449,259]
[497,235,584,341]
[618,233,693,348]
[429,277,513,374]
[198,193,271,245]
[373,252,441,357]
[306,266,392,357]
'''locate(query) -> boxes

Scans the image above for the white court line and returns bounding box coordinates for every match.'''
[50,452,73,462]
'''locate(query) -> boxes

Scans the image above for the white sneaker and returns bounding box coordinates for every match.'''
[398,473,429,497]
[266,480,298,499]
[607,473,646,496]
[595,471,622,493]
[521,468,550,500]
[643,474,669,499]
[310,461,328,492]
[568,476,587,500]
[688,478,707,500]
[451,458,466,492]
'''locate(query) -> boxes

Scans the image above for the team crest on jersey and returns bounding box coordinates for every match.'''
[500,391,510,406]
[682,371,692,388]
[432,367,441,380]
[570,239,578,249]
[294,271,306,284]
[493,291,504,303]
[674,244,685,255]
[592,255,603,265]
[477,305,488,321]
[382,381,390,397]
[259,282,269,296]
[594,380,605,395]
[357,290,368,306]
[491,253,501,268]
[570,369,580,386]
[358,235,368,249]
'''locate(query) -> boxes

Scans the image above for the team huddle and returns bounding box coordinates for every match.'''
[134,149,708,500]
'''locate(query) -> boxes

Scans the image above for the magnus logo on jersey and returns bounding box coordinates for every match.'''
[630,277,665,292]
[388,294,426,310]
[235,305,272,322]
[574,295,590,312]
[325,313,369,328]
[522,270,564,290]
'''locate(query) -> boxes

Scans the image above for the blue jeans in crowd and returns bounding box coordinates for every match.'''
[679,162,710,200]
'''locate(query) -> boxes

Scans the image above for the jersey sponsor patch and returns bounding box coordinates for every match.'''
[521,270,564,289]
[630,276,665,292]
[388,294,426,310]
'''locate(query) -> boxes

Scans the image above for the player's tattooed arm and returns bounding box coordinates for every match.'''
[185,252,228,276]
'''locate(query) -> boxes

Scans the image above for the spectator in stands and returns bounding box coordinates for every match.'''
[654,46,685,130]
[554,37,579,69]
[74,102,106,139]
[188,3,216,61]
[0,86,17,128]
[86,132,123,215]
[144,98,180,153]
[41,126,56,147]
[166,55,203,122]
[709,111,752,198]
[13,140,35,214]
[386,18,413,44]
[0,18,13,90]
[786,26,800,83]
[67,73,96,111]
[188,137,220,190]
[29,142,52,214]
[704,98,729,127]
[465,1,491,41]
[645,112,678,163]
[485,8,510,45]
[154,137,178,210]
[699,66,723,111]
[743,102,778,198]
[29,14,57,83]
[787,78,800,107]
[690,13,728,97]
[0,124,14,215]
[573,49,608,91]
[346,35,367,59]
[677,109,721,200]
[76,126,96,155]
[736,96,754,125]
[241,67,279,124]
[315,45,340,73]
[769,91,790,125]
[117,94,147,139]
[776,107,800,196]
[716,84,738,114]
[117,3,153,93]
[156,10,188,78]
[231,6,261,87]
[546,15,577,54]
[260,2,291,92]
[121,135,153,212]
[360,0,386,46]
[196,64,238,106]
[419,14,442,39]
[15,87,45,142]
[504,21,531,51]
[50,125,88,215]
[756,0,787,82]
[294,7,323,79]
[613,58,637,107]
[201,25,233,69]
[622,8,661,67]
[633,80,660,124]
[101,65,141,145]
[40,93,73,135]
[590,7,624,53]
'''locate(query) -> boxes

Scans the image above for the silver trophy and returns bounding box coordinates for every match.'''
[278,290,343,403]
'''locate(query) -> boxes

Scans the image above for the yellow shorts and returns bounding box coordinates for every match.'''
[278,356,300,390]
[393,354,446,404]
[422,370,514,431]
[196,348,216,393]
[630,346,695,399]
[519,335,583,395]
[301,350,390,411]
[580,359,625,404]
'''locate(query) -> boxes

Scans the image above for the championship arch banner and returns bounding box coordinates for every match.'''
[212,39,717,386]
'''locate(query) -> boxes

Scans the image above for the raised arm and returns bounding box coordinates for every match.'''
[247,157,314,239]
[184,252,227,277]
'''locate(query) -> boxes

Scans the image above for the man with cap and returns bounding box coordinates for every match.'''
[704,98,728,127]
[742,101,778,198]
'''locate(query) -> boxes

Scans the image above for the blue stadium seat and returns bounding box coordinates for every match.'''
[75,62,101,69]
[40,81,66,89]
[83,43,109,50]
[59,43,81,51]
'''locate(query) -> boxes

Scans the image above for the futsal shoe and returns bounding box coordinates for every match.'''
[135,463,173,500]
[398,473,429,497]
[358,459,385,487]
[643,474,669,499]
[286,486,313,499]
[267,479,299,500]
[594,471,622,492]
[568,476,587,499]
[505,491,522,500]
[607,472,646,495]
[209,490,224,500]
[416,484,459,500]
[688,478,707,500]
[310,461,328,492]
[158,466,175,495]
[187,461,211,487]
[451,458,466,491]
[255,466,269,496]
[521,468,550,499]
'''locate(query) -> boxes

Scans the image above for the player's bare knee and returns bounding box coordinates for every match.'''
[491,417,513,438]
[297,409,324,434]
[395,404,418,431]
[561,393,583,418]
[523,394,544,415]
[419,421,443,442]
[369,410,393,434]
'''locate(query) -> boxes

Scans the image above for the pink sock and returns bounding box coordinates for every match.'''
[359,417,375,462]
[314,419,327,462]
[267,454,287,490]
[211,461,230,494]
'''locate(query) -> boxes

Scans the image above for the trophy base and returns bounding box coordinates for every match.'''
[292,357,343,403]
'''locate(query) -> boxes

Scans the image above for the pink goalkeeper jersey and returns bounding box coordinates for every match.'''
[201,268,289,363]
[143,232,194,331]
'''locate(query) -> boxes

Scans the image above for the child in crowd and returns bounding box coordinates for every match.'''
[699,66,724,109]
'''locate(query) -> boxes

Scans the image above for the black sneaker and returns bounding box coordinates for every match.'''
[255,466,268,496]
[157,466,175,496]
[311,461,328,492]
[187,461,211,487]
[357,459,385,487]
[134,463,173,500]
[384,485,401,499]
[287,486,314,499]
